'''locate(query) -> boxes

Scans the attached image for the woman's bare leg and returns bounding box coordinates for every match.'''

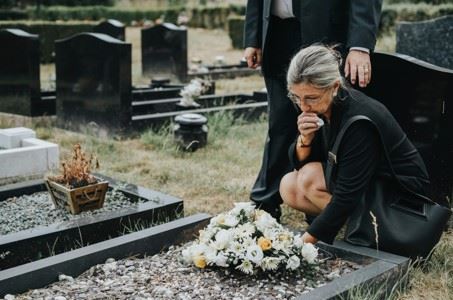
[280,162,332,215]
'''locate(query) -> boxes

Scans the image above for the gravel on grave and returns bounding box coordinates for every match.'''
[11,243,363,300]
[0,188,150,236]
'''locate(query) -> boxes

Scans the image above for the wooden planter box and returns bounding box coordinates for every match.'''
[45,178,109,214]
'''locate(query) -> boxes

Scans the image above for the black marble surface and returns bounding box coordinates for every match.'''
[141,23,188,83]
[0,29,41,116]
[55,33,132,133]
[396,15,453,70]
[93,19,126,41]
[359,52,453,205]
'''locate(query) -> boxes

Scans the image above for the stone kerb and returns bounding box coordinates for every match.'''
[0,127,58,181]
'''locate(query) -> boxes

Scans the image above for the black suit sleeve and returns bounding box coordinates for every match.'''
[244,0,263,48]
[347,0,383,51]
[307,121,381,244]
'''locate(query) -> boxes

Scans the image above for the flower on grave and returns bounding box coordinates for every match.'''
[182,202,319,274]
[178,78,211,107]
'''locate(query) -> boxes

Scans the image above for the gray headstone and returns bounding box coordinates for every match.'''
[0,29,41,116]
[396,15,453,70]
[55,33,132,134]
[141,23,188,83]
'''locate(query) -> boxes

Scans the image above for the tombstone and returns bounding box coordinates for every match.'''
[93,19,126,41]
[55,33,132,134]
[396,15,453,70]
[0,29,41,116]
[141,23,188,83]
[360,52,453,207]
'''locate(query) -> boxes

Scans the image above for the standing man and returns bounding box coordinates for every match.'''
[244,0,383,220]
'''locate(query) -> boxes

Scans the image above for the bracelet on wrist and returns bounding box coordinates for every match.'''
[298,135,311,148]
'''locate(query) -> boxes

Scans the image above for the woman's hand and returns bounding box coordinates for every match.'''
[302,232,318,244]
[297,112,322,145]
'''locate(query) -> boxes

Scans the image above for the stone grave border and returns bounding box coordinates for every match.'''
[0,174,183,271]
[0,213,410,299]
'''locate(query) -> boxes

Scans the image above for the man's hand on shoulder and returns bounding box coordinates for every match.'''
[244,47,262,69]
[344,49,372,88]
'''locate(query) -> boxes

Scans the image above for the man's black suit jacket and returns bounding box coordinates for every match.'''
[244,0,383,72]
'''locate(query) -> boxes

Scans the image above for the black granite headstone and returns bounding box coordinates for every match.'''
[0,29,41,116]
[55,33,132,133]
[93,19,126,41]
[396,16,453,70]
[141,23,188,83]
[360,52,453,206]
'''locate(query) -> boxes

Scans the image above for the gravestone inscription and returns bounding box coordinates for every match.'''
[396,15,453,69]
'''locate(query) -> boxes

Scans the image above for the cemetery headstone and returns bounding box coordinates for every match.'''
[141,23,188,83]
[55,33,132,134]
[0,29,41,116]
[361,52,453,207]
[396,15,453,70]
[93,19,126,41]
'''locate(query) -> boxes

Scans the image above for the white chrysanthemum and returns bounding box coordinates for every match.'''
[210,213,226,226]
[241,237,255,249]
[246,245,264,264]
[293,234,304,249]
[203,246,218,264]
[182,244,209,264]
[212,252,229,267]
[286,255,301,270]
[211,229,232,250]
[259,257,280,271]
[228,240,246,256]
[236,259,254,274]
[235,223,255,237]
[302,243,318,264]
[231,202,255,217]
[199,229,216,243]
[224,215,239,227]
[255,210,278,232]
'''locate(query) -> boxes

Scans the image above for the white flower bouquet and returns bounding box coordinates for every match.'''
[182,202,319,274]
[179,78,211,107]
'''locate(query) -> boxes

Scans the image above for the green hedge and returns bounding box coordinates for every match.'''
[27,6,182,24]
[0,9,28,20]
[0,21,96,63]
[380,3,453,33]
[228,16,244,49]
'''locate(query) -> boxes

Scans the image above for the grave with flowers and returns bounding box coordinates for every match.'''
[1,202,409,299]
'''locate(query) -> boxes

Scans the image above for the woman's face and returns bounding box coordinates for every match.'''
[288,81,339,116]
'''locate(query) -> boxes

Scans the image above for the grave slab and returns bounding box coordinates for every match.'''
[0,174,183,272]
[0,215,410,299]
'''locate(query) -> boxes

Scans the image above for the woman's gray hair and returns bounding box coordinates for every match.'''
[287,45,347,90]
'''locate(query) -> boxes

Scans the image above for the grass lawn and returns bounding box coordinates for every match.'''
[3,27,451,299]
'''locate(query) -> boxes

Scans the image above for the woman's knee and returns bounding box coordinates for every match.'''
[279,171,298,204]
[296,163,324,197]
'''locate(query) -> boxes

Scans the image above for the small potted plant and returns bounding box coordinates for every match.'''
[46,144,108,214]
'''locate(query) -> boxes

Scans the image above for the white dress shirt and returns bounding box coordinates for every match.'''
[271,0,295,19]
[271,0,369,53]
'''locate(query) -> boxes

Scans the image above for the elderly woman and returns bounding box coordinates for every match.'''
[279,45,431,246]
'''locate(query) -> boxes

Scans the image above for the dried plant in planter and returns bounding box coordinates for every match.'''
[49,144,100,188]
[46,144,108,214]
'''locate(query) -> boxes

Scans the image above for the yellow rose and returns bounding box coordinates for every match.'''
[193,255,207,269]
[258,237,272,251]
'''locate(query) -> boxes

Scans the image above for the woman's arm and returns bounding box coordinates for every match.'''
[307,121,381,244]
